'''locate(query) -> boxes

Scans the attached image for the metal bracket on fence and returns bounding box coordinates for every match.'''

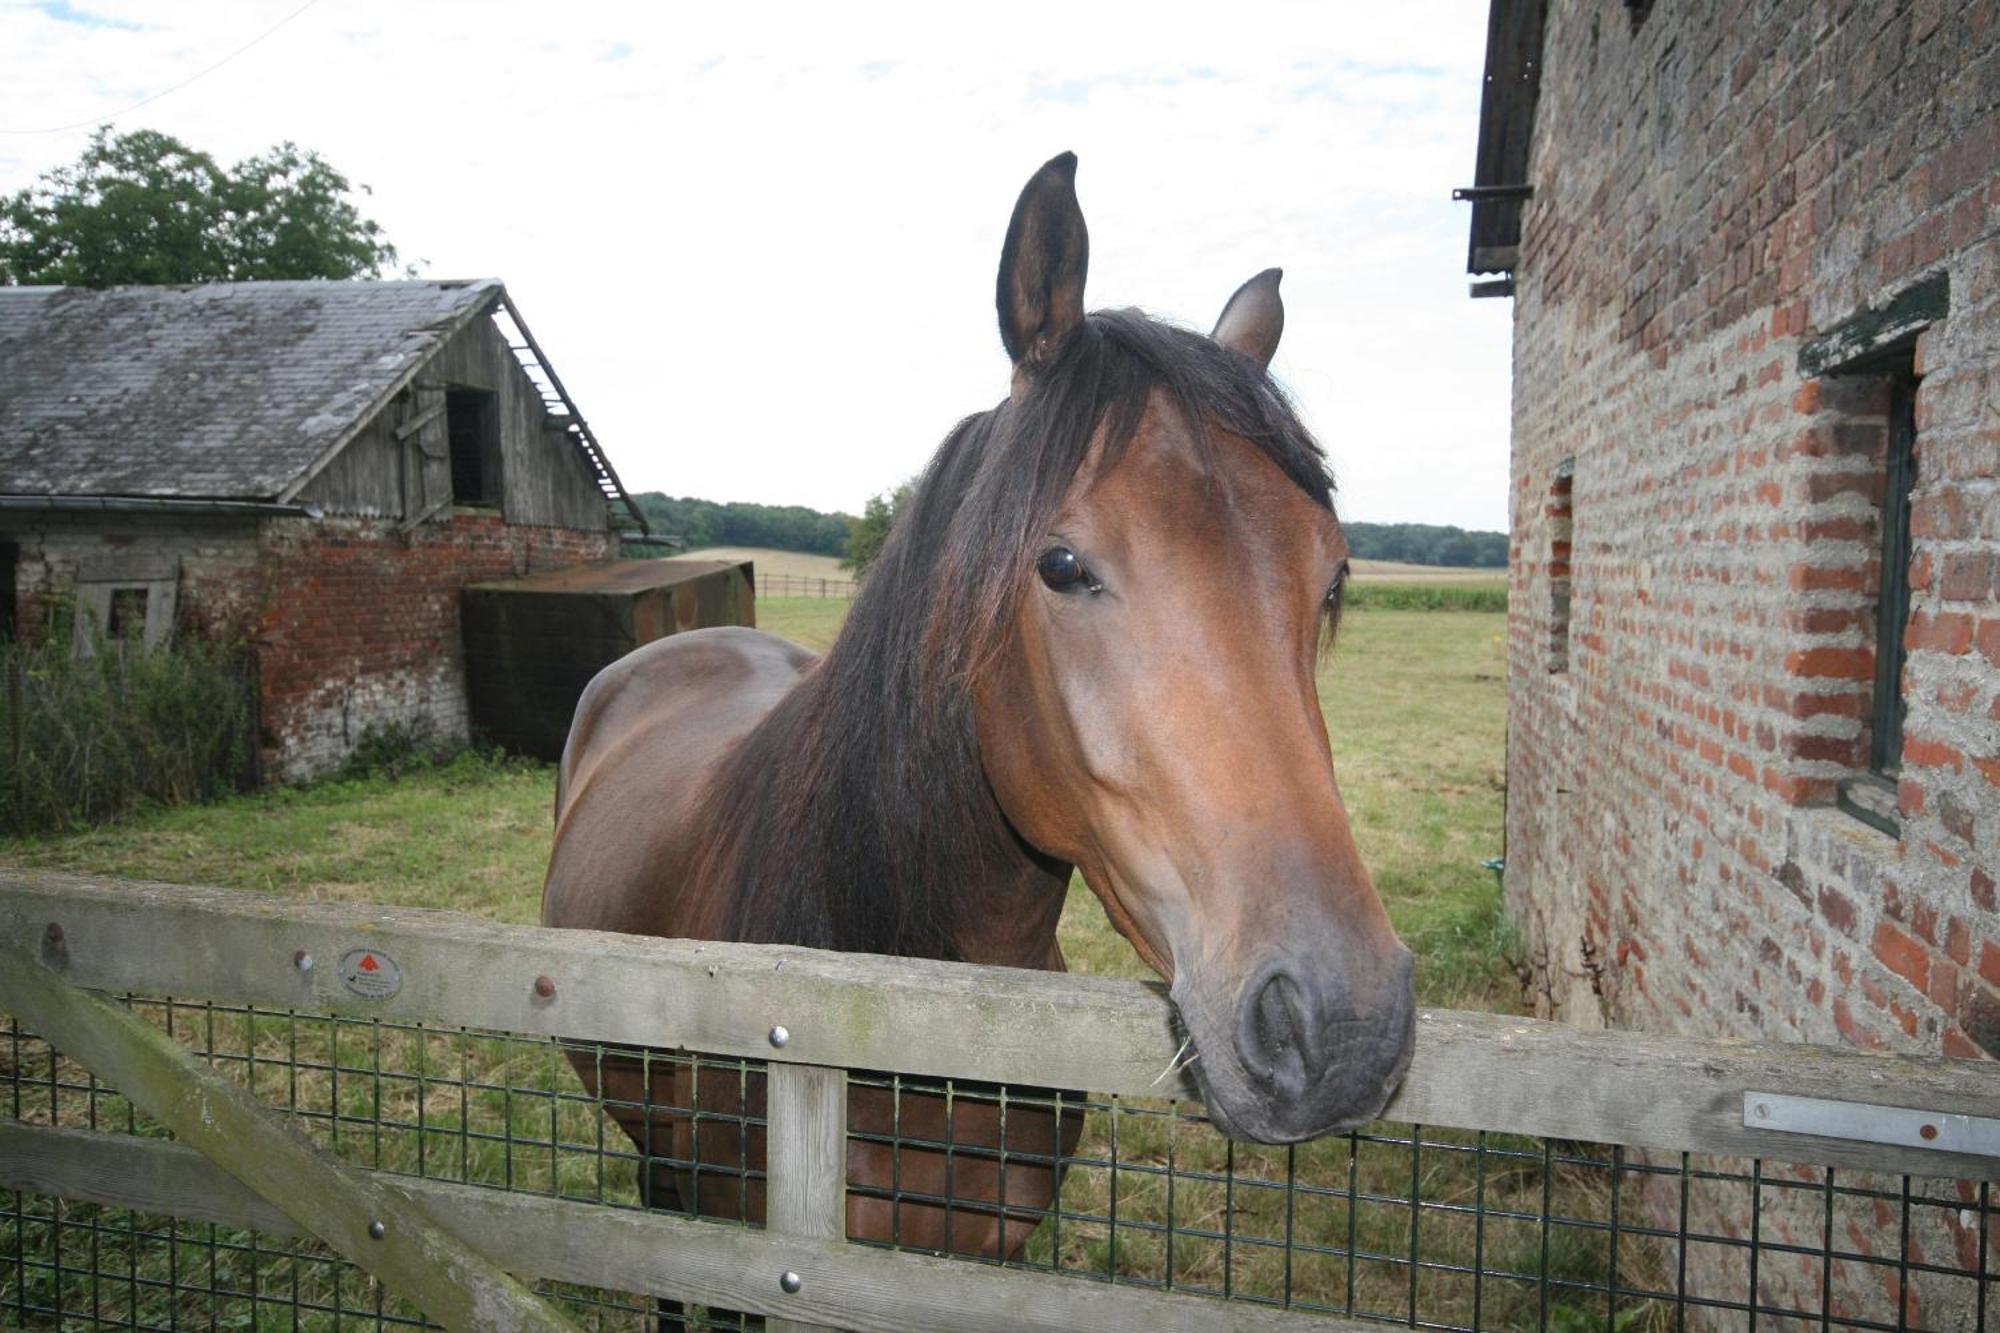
[1744,1091,2000,1159]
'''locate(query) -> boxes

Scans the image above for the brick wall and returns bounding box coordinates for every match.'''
[1506,0,1997,1321]
[255,513,614,780]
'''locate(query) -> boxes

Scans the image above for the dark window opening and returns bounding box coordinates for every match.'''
[1548,459,1575,674]
[105,587,149,641]
[1837,362,1919,836]
[0,541,16,640]
[447,388,501,506]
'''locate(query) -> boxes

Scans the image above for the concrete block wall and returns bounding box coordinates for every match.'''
[1505,1,1997,1321]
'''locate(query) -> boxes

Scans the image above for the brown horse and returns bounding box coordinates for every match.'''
[542,151,1415,1304]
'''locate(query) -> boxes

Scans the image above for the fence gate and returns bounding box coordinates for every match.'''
[2,872,1997,1331]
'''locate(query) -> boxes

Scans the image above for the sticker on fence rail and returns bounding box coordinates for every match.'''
[336,947,403,999]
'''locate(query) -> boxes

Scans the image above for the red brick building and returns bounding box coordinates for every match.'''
[0,280,645,779]
[1468,0,1996,1320]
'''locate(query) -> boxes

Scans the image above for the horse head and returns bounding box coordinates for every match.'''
[969,153,1415,1144]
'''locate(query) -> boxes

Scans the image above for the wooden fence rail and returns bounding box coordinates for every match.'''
[757,573,859,599]
[3,870,1998,1330]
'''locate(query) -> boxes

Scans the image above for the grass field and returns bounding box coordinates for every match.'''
[0,598,1513,1008]
[677,545,850,578]
[1,600,1562,1328]
[679,544,1505,587]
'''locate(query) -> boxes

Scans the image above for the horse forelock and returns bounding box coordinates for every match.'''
[711,307,1335,959]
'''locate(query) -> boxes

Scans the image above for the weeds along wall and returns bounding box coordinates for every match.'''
[1502,2,1999,1321]
[0,634,255,835]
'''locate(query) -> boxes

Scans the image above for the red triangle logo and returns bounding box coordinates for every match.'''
[359,954,378,972]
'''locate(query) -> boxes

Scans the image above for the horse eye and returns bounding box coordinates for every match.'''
[1037,545,1091,592]
[1326,561,1351,606]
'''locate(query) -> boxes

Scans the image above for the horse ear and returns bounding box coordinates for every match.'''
[1211,268,1284,369]
[996,151,1090,371]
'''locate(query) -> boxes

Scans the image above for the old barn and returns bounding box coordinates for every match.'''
[1471,0,1997,1320]
[0,279,652,779]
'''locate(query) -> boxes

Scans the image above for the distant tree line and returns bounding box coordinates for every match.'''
[632,493,854,556]
[635,490,1508,572]
[1344,522,1507,568]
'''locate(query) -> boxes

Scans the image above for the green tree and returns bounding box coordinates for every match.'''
[0,127,397,287]
[842,482,913,577]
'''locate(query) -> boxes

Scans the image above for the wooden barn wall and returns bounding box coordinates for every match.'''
[299,411,403,517]
[299,312,610,532]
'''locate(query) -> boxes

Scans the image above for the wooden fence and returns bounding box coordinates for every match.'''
[1,872,1997,1331]
[758,573,859,599]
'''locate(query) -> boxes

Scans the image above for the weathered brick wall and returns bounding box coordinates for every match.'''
[254,513,614,781]
[1507,0,1997,1321]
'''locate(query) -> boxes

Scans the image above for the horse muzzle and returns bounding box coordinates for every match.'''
[1177,942,1416,1145]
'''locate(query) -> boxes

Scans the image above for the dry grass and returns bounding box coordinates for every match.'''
[1350,559,1506,583]
[676,545,849,579]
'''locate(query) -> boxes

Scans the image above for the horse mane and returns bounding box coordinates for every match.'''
[702,308,1335,958]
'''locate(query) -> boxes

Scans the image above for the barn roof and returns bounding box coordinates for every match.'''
[0,279,638,522]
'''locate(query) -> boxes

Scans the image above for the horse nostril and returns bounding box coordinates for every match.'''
[1241,969,1316,1097]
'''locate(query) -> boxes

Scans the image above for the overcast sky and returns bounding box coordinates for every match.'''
[1,0,1514,530]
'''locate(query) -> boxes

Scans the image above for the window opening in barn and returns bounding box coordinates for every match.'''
[447,388,501,506]
[1837,363,1919,835]
[0,541,16,639]
[105,587,149,642]
[1547,458,1575,673]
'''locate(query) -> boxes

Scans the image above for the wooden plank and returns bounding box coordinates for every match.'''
[3,872,1998,1179]
[0,936,583,1333]
[0,1120,1358,1333]
[393,402,447,441]
[766,1064,848,1333]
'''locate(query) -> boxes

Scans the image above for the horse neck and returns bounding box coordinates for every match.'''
[712,653,1072,968]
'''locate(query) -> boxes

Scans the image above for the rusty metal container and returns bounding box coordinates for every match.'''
[461,558,754,760]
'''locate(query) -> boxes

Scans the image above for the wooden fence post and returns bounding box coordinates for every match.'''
[765,1063,848,1333]
[0,936,583,1333]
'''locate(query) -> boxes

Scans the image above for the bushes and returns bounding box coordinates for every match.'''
[1346,582,1508,612]
[0,630,254,835]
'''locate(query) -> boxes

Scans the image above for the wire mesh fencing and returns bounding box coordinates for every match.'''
[3,994,1995,1331]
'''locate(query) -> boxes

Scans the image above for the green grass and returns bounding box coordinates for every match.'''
[0,605,1574,1329]
[0,751,560,924]
[754,595,852,652]
[1,606,1518,1005]
[1345,581,1507,612]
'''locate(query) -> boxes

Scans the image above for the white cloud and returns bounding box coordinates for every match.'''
[0,0,1513,529]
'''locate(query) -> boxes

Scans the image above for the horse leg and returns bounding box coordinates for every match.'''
[633,1164,693,1332]
[564,1044,701,1331]
[565,1045,771,1331]
[846,1078,1084,1261]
